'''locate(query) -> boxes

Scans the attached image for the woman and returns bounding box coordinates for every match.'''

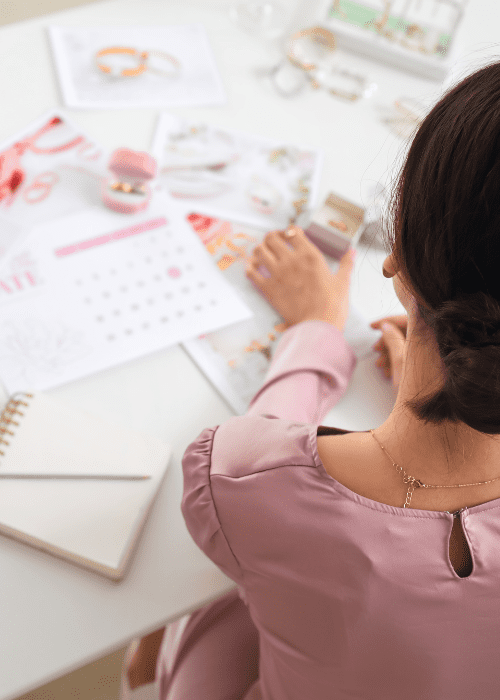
[122,60,500,699]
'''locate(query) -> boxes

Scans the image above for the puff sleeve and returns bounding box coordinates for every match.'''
[181,320,357,591]
[181,424,245,587]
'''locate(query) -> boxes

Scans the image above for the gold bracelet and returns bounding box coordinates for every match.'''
[286,27,373,103]
[96,46,148,77]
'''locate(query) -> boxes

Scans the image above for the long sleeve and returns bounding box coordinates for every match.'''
[246,320,357,424]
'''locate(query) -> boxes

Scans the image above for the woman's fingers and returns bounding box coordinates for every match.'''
[370,314,408,333]
[263,229,296,256]
[253,241,278,270]
[246,258,271,287]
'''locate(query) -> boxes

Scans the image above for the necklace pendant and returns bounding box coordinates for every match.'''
[403,475,423,488]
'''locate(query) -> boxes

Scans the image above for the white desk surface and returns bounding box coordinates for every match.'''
[1,0,498,697]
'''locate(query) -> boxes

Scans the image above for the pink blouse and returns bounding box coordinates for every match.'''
[181,320,500,699]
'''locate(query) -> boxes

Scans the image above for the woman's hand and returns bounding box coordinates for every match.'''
[370,315,408,389]
[125,627,165,690]
[245,227,356,332]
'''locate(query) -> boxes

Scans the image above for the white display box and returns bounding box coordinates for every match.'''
[319,0,469,81]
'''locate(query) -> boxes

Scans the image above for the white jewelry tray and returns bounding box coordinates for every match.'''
[318,0,469,81]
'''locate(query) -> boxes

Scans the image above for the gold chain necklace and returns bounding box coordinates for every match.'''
[370,429,500,508]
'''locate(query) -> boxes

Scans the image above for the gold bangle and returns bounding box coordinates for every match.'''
[96,46,148,77]
[286,26,336,72]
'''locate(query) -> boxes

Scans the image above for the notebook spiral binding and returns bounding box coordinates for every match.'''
[0,393,33,456]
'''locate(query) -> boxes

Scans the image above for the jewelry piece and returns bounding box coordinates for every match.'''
[269,147,299,170]
[290,177,310,224]
[95,47,148,77]
[267,148,311,224]
[23,171,60,204]
[328,218,348,232]
[247,176,282,215]
[145,50,181,77]
[163,125,238,172]
[0,116,85,207]
[284,227,297,238]
[284,26,376,103]
[370,429,500,509]
[287,26,337,72]
[110,181,146,195]
[267,59,308,97]
[324,67,377,102]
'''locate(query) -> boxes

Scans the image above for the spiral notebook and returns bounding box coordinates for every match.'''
[0,392,172,580]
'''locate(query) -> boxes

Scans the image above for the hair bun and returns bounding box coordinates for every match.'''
[411,293,500,432]
[432,293,500,353]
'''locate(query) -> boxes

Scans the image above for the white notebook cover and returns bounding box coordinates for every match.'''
[0,393,172,580]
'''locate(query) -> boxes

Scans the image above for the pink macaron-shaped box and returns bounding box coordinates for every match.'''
[102,148,158,214]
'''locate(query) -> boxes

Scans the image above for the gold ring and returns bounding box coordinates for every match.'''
[96,47,148,77]
[146,50,181,77]
[110,181,146,194]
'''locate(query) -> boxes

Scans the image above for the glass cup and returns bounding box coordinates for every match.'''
[229,1,287,40]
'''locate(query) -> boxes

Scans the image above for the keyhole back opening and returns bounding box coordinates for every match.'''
[449,516,473,578]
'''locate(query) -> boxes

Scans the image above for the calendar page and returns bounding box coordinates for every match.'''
[0,196,253,393]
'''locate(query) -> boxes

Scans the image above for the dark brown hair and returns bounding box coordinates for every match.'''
[383,59,500,434]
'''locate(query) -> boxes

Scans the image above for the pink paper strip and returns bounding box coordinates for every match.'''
[54,217,168,257]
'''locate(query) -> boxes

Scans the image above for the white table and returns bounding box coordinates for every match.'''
[0,1,497,698]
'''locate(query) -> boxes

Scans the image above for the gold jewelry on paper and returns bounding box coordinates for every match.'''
[269,148,290,165]
[110,181,146,195]
[370,429,500,509]
[96,47,148,77]
[290,178,310,223]
[267,146,311,224]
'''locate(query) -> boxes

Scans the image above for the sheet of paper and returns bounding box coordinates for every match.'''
[0,197,253,393]
[180,212,383,414]
[48,24,227,109]
[0,110,107,260]
[151,113,324,230]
